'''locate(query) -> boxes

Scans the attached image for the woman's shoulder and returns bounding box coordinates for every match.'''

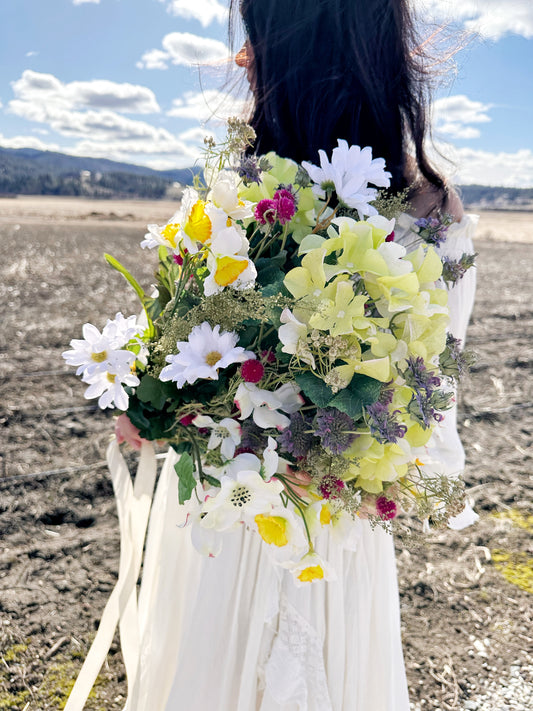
[408,182,464,223]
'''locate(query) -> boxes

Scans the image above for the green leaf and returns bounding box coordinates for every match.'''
[329,374,381,417]
[104,253,155,337]
[174,452,196,504]
[104,253,145,303]
[294,372,335,408]
[136,374,174,410]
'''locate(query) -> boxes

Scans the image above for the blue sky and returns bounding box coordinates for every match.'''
[0,0,532,186]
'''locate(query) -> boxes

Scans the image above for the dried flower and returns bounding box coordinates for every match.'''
[314,408,356,454]
[278,412,315,458]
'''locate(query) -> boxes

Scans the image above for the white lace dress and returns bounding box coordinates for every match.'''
[66,214,478,711]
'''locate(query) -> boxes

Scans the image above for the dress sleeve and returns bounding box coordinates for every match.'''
[437,214,478,343]
[420,215,478,509]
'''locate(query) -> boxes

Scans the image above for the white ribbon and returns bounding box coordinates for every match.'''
[65,439,157,711]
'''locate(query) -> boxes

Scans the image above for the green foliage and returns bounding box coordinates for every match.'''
[295,371,381,416]
[104,253,155,336]
[174,452,196,504]
[294,372,336,408]
[329,375,382,417]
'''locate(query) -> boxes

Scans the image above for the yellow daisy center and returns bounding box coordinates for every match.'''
[298,565,325,583]
[161,222,181,248]
[255,514,289,547]
[214,257,249,286]
[91,350,107,363]
[205,350,222,367]
[106,373,117,383]
[184,200,212,245]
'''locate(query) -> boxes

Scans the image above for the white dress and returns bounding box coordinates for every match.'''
[65,214,478,711]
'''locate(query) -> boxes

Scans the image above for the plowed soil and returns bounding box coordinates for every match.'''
[0,199,532,710]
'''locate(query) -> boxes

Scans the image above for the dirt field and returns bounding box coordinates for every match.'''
[0,198,532,710]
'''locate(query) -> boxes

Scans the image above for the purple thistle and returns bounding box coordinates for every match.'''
[365,401,407,444]
[234,155,262,184]
[235,420,268,456]
[278,412,315,458]
[314,408,356,455]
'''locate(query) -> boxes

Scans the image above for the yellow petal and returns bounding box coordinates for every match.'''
[298,565,325,583]
[255,514,289,546]
[320,505,332,526]
[184,200,212,245]
[161,222,181,248]
[214,256,249,286]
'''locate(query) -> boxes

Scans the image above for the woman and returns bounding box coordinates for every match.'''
[64,2,475,710]
[121,2,476,711]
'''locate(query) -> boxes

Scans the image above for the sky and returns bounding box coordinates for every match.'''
[0,0,532,187]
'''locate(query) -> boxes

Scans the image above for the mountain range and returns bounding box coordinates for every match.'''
[0,146,532,208]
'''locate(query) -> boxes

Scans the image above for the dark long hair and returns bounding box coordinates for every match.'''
[229,0,447,202]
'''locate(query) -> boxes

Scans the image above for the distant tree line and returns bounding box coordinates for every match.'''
[0,170,172,199]
[459,184,533,207]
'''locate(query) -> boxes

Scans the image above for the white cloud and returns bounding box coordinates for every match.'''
[73,0,101,5]
[163,0,228,27]
[11,70,160,114]
[415,0,533,40]
[137,32,229,69]
[136,49,169,71]
[178,126,216,143]
[0,133,61,152]
[168,89,248,122]
[433,95,491,140]
[432,141,533,187]
[5,70,203,168]
[25,51,38,58]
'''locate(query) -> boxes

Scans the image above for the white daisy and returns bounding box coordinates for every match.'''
[62,321,136,378]
[302,140,391,216]
[82,368,140,410]
[159,322,254,388]
[103,312,143,347]
[193,415,242,460]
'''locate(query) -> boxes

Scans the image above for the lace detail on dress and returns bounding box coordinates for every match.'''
[263,597,333,711]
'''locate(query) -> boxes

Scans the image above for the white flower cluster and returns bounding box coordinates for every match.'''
[62,313,142,410]
[302,139,391,216]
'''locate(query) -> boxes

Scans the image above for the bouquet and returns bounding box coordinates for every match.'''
[63,119,475,584]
